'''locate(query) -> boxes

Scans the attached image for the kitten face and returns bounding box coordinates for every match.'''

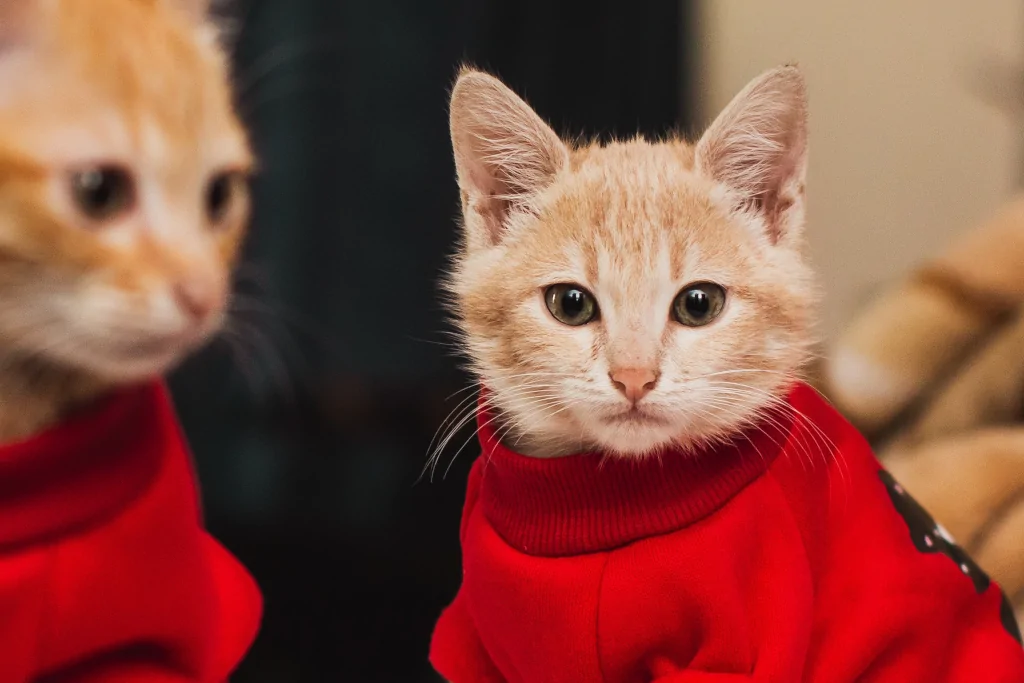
[0,0,251,383]
[447,67,816,458]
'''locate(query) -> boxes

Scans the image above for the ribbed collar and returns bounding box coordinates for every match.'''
[0,382,175,549]
[476,386,803,557]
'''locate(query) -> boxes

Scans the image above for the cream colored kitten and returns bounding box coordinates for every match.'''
[443,65,815,459]
[0,0,251,441]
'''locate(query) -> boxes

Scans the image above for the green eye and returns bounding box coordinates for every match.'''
[70,166,135,222]
[545,284,599,326]
[673,282,726,327]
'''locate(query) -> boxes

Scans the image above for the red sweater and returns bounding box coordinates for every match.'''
[431,383,1024,682]
[0,382,261,682]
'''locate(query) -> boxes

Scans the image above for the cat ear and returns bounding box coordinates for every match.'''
[696,65,808,244]
[449,69,569,250]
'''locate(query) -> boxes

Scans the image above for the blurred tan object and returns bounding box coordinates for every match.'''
[824,197,1024,432]
[882,312,1024,452]
[822,196,1024,614]
[698,0,1022,339]
[885,429,1024,618]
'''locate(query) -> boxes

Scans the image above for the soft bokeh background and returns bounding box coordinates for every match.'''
[167,1,1023,680]
[698,0,1022,336]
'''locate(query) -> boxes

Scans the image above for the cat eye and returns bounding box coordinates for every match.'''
[205,171,247,226]
[673,282,726,327]
[70,166,135,222]
[545,284,599,326]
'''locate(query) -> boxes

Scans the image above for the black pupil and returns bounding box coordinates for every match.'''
[562,289,587,318]
[77,168,126,214]
[207,175,231,219]
[685,289,711,317]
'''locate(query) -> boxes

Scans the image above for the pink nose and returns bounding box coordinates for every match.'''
[173,279,219,324]
[610,368,659,403]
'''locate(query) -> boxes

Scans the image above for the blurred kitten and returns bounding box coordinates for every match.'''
[0,0,251,441]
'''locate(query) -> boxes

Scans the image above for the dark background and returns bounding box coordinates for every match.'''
[168,1,695,680]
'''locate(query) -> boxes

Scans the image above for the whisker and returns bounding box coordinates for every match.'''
[424,384,568,481]
[235,36,344,98]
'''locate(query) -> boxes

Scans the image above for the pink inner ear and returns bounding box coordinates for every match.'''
[458,125,566,246]
[468,184,512,246]
[458,133,512,245]
[696,67,807,240]
[450,71,571,248]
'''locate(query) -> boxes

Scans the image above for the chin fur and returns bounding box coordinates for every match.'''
[495,379,797,461]
[0,330,202,442]
[583,421,678,458]
[71,349,188,383]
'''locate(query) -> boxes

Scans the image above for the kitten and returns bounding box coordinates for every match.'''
[444,65,815,459]
[0,0,250,442]
[431,67,1024,683]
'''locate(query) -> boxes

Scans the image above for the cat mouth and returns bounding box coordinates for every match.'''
[107,330,202,360]
[603,407,668,426]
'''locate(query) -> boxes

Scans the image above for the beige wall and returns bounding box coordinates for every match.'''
[696,0,1022,337]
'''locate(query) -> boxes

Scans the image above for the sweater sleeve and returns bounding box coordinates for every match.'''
[789,411,1024,682]
[431,592,505,683]
[430,460,505,683]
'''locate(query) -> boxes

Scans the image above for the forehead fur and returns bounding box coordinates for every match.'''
[455,136,800,322]
[0,0,248,168]
[554,138,726,277]
[0,0,250,311]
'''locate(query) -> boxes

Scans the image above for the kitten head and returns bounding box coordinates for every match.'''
[0,0,251,383]
[446,66,817,458]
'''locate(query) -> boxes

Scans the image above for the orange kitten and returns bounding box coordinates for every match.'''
[434,68,1024,682]
[0,0,251,441]
[443,66,816,459]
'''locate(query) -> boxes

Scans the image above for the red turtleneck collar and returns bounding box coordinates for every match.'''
[0,381,261,681]
[0,382,168,549]
[432,383,1024,682]
[474,389,795,557]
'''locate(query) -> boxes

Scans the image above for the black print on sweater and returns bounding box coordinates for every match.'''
[879,470,1022,645]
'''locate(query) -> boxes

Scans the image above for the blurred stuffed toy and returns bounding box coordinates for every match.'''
[822,195,1024,623]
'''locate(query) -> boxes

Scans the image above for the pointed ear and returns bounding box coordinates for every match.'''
[696,65,808,243]
[450,69,569,251]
